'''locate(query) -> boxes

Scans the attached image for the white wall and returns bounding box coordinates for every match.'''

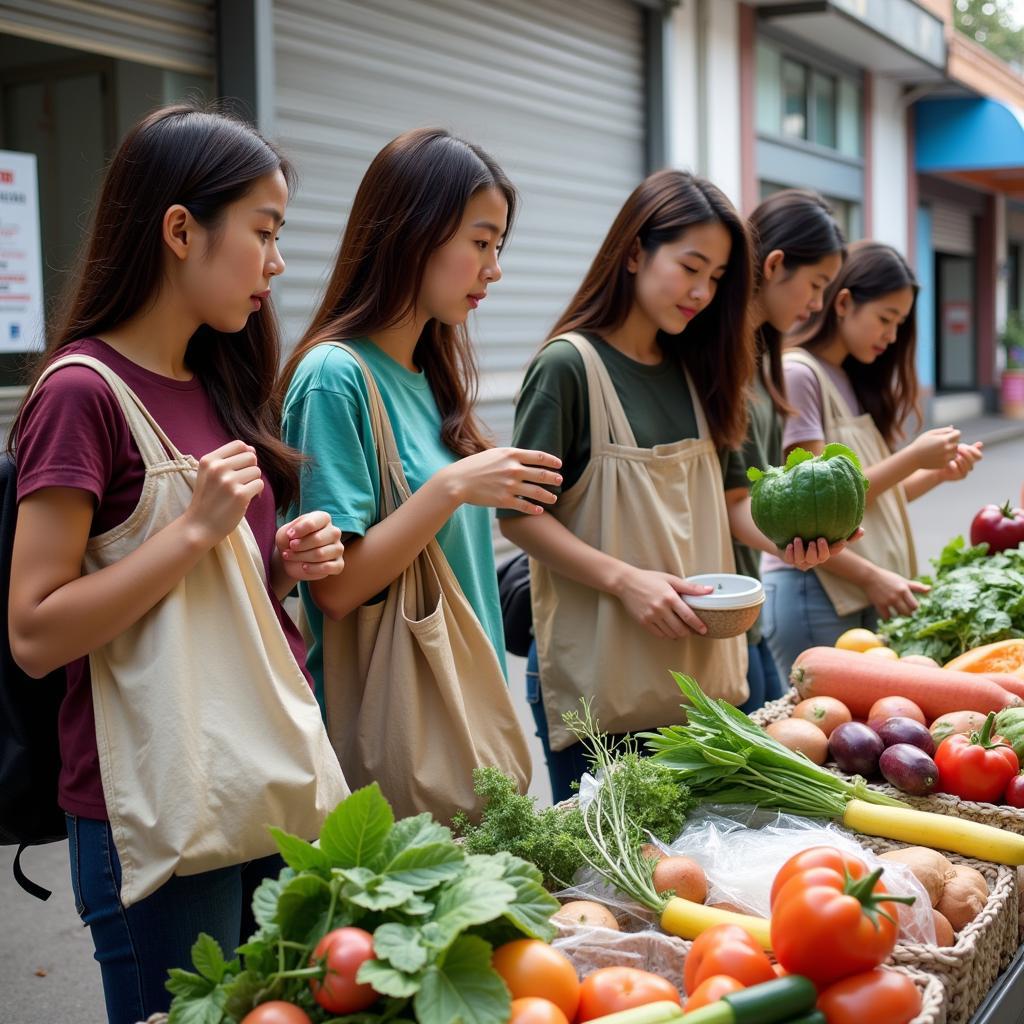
[869,76,909,254]
[664,0,743,207]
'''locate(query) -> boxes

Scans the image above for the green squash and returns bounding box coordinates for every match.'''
[748,443,869,547]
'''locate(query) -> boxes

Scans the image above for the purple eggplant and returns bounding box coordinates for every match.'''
[828,721,884,777]
[879,743,939,795]
[875,716,936,756]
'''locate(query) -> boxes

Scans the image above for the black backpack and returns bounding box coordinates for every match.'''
[0,450,67,899]
[496,551,533,657]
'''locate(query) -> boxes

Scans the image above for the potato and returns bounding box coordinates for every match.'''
[878,846,953,907]
[932,909,956,946]
[640,842,667,863]
[902,654,940,668]
[551,900,620,931]
[766,719,829,764]
[652,855,708,903]
[792,696,852,737]
[708,900,765,919]
[936,864,989,931]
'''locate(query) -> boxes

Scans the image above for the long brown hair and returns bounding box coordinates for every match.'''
[9,104,302,509]
[794,240,920,445]
[550,170,755,449]
[279,128,516,456]
[748,189,845,416]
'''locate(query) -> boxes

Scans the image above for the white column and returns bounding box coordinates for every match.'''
[870,76,909,255]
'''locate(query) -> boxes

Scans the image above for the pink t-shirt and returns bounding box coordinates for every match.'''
[16,338,311,819]
[764,354,864,574]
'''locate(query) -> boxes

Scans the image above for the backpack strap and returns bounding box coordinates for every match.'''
[13,844,52,901]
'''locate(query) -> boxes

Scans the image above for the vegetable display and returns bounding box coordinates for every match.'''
[646,675,1024,864]
[747,444,868,548]
[166,783,560,1024]
[880,537,1024,662]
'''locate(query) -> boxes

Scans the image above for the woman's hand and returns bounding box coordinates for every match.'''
[909,426,961,471]
[275,510,345,582]
[782,527,865,571]
[614,567,711,639]
[862,566,930,620]
[183,440,265,547]
[934,441,984,482]
[438,447,563,515]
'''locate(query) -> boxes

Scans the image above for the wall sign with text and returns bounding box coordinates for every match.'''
[0,151,44,352]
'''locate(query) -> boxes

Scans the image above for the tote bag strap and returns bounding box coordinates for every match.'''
[327,343,412,517]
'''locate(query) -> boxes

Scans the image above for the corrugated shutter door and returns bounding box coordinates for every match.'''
[931,202,975,256]
[273,0,645,441]
[0,1,215,74]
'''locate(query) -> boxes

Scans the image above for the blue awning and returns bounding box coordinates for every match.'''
[916,97,1024,173]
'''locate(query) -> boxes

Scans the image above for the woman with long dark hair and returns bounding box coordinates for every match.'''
[500,170,764,800]
[279,128,554,816]
[725,189,847,710]
[762,240,984,676]
[8,106,346,1023]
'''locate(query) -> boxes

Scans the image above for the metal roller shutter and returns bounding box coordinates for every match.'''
[273,0,646,441]
[0,1,215,75]
[931,201,975,257]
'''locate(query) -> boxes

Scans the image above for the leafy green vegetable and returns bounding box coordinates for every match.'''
[453,750,693,890]
[642,674,905,818]
[879,536,1024,662]
[166,783,558,1024]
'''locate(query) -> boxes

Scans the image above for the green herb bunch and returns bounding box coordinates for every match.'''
[454,743,693,890]
[879,536,1024,662]
[166,784,559,1024]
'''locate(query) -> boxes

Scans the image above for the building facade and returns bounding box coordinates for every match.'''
[1,0,1021,435]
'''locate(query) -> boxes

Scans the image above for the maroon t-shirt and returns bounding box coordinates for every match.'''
[16,338,312,819]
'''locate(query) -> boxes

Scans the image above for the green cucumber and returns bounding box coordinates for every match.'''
[681,976,819,1024]
[581,1001,685,1024]
[782,1013,826,1024]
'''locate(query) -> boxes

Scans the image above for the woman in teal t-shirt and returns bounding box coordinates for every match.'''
[278,128,560,714]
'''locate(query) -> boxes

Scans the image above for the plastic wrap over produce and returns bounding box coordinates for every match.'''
[574,776,936,944]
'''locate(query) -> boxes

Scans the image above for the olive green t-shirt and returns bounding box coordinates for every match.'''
[728,367,785,643]
[498,332,749,515]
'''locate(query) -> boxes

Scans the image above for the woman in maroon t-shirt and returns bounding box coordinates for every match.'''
[8,107,345,1024]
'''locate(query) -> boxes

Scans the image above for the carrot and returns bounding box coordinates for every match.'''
[790,647,1022,720]
[985,674,1024,701]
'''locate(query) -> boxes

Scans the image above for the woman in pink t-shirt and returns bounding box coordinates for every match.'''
[762,241,983,676]
[7,107,345,1024]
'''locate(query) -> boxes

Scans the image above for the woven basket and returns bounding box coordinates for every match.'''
[901,964,949,1024]
[751,689,1024,836]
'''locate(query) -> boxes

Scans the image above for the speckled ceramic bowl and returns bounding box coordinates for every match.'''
[682,573,765,639]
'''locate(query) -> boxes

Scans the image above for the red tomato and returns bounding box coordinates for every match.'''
[1005,772,1024,808]
[935,713,1019,803]
[817,968,922,1024]
[769,846,870,909]
[683,975,744,1013]
[308,927,377,1015]
[770,861,912,988]
[507,997,570,1024]
[241,1003,312,1024]
[492,940,580,1021]
[683,924,775,995]
[970,502,1024,555]
[577,967,681,1022]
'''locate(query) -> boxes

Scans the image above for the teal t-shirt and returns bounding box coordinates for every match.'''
[282,340,508,712]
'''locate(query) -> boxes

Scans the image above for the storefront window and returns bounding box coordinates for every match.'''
[755,41,782,136]
[837,78,863,157]
[760,181,862,241]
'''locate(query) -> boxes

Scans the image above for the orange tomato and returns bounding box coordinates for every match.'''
[507,997,570,1024]
[683,975,744,1014]
[492,940,580,1021]
[683,925,775,995]
[576,967,681,1022]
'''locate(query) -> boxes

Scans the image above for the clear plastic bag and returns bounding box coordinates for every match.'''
[561,793,936,945]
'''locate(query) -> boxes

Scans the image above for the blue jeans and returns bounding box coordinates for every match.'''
[739,637,785,714]
[762,569,878,682]
[526,641,631,804]
[67,814,283,1024]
